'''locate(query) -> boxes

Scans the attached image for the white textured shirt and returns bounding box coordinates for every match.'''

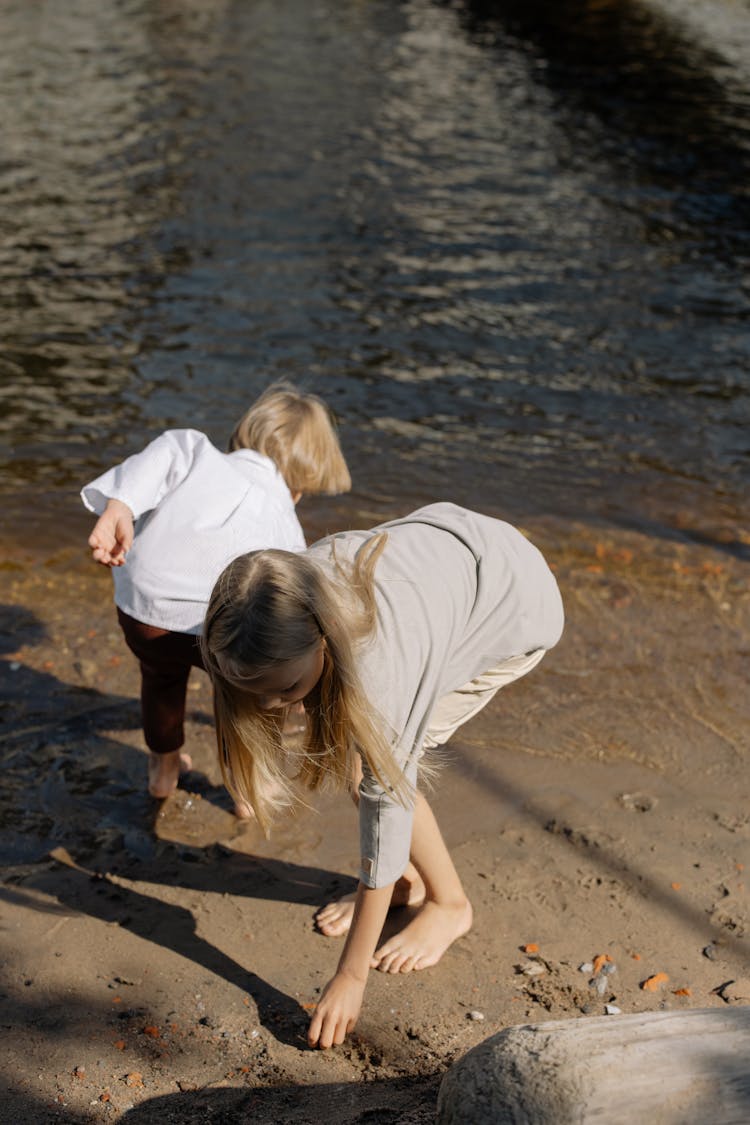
[81,429,305,635]
[307,503,564,889]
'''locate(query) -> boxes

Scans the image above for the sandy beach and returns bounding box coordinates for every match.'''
[1,495,748,1123]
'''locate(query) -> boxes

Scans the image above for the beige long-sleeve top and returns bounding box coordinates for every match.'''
[307,503,564,888]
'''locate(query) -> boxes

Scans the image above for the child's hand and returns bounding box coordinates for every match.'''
[307,969,365,1049]
[88,499,134,567]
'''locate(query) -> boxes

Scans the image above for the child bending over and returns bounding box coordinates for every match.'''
[200,502,564,1048]
[80,382,351,802]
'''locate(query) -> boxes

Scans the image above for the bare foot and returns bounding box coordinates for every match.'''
[148,750,192,799]
[371,897,473,973]
[315,872,427,938]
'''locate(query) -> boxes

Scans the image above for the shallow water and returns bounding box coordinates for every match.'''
[1,0,749,866]
[0,0,748,537]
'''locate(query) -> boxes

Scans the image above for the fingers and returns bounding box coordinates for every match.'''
[89,543,117,568]
[115,516,134,555]
[88,517,130,567]
[307,1006,352,1050]
[306,975,363,1049]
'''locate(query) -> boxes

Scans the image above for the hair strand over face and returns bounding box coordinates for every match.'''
[201,536,410,831]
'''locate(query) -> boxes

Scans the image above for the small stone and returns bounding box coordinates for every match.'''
[468,1010,485,1021]
[605,1004,622,1015]
[579,962,594,974]
[641,972,670,992]
[515,960,545,977]
[703,944,718,961]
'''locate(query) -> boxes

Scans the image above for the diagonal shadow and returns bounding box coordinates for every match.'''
[117,1073,442,1124]
[0,860,314,1049]
[446,739,750,967]
[110,844,356,907]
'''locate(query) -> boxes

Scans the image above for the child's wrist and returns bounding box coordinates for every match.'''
[105,497,134,518]
[335,963,368,987]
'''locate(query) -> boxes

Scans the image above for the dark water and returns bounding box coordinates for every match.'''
[1,0,749,537]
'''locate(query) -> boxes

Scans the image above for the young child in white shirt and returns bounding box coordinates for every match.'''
[81,382,351,802]
[200,502,564,1047]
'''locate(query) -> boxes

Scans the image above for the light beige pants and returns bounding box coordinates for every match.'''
[422,648,547,751]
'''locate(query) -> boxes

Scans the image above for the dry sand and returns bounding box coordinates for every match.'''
[1,497,748,1122]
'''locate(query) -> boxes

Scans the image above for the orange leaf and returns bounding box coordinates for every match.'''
[672,988,692,997]
[522,943,539,954]
[671,882,682,891]
[113,1040,126,1051]
[592,954,612,974]
[143,1025,160,1038]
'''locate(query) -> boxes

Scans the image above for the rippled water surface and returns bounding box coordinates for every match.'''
[1,0,749,534]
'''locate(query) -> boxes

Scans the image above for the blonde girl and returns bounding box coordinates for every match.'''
[202,502,564,1049]
[81,382,350,801]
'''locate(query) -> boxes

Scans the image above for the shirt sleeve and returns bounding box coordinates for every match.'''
[357,754,420,889]
[80,430,211,519]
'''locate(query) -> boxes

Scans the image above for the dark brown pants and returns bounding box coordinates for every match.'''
[117,608,206,756]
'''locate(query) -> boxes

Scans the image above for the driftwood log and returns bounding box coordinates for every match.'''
[437,1007,750,1124]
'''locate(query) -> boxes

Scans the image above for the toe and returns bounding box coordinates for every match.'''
[399,955,419,974]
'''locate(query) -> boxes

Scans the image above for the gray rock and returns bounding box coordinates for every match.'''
[437,1007,750,1124]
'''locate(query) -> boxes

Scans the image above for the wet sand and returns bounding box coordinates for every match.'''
[1,495,748,1123]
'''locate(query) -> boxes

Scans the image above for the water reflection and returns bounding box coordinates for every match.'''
[0,0,747,532]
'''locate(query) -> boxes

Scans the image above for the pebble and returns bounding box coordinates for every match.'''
[468,1010,485,1022]
[515,960,545,977]
[605,1004,622,1015]
[579,962,594,974]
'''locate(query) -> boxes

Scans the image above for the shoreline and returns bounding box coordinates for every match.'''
[1,496,748,1121]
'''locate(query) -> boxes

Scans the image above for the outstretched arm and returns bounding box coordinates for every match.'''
[88,498,134,567]
[308,880,393,1049]
[80,429,211,522]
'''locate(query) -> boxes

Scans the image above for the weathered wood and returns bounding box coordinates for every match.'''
[437,1007,750,1124]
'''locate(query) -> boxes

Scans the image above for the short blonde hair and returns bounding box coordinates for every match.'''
[201,537,410,833]
[228,382,351,495]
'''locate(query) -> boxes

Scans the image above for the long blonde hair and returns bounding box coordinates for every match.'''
[201,535,409,832]
[228,381,351,495]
